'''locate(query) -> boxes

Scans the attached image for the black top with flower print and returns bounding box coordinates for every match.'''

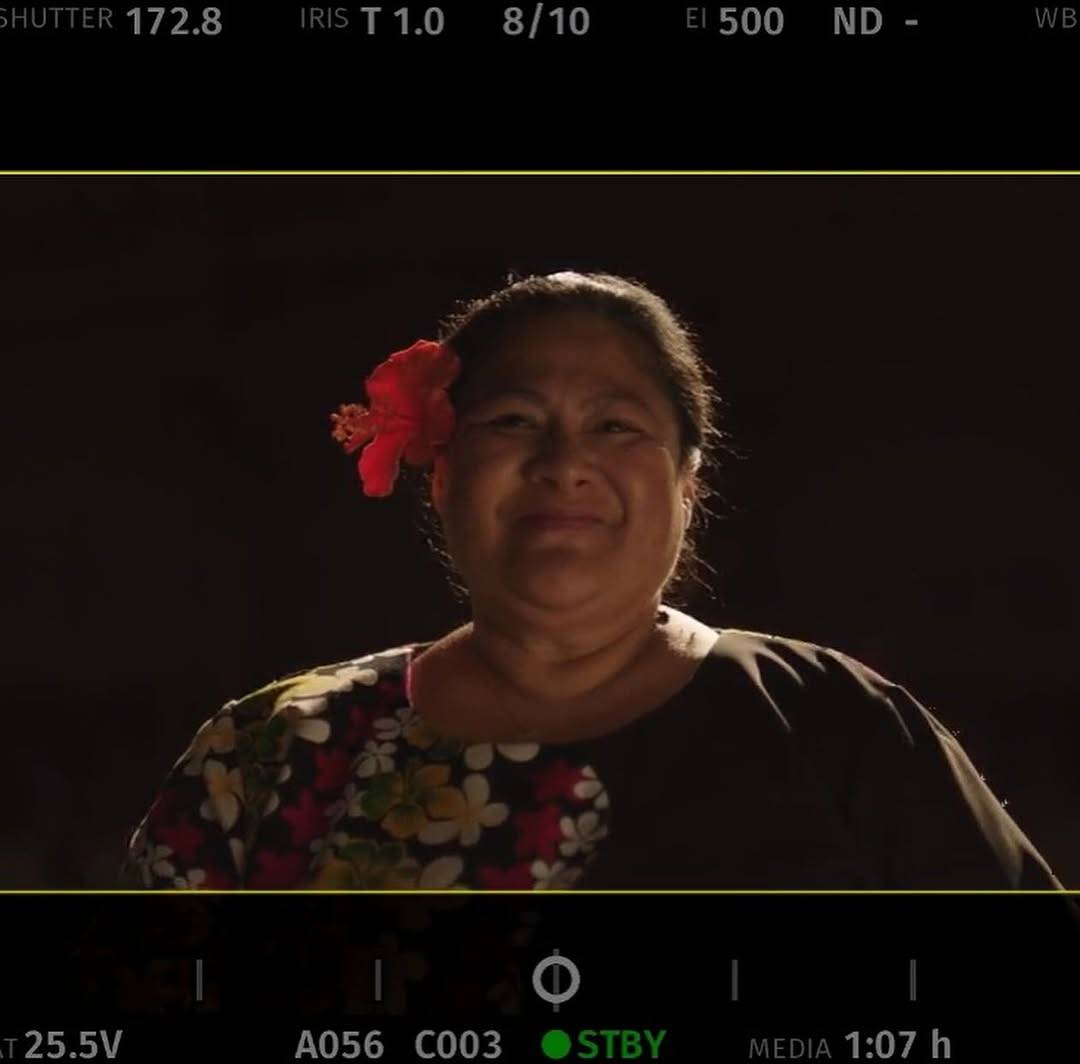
[123,628,1065,890]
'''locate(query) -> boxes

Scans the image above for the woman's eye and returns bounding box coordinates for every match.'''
[481,414,638,434]
[488,413,537,429]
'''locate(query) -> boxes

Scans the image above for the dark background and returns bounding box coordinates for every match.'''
[2,176,1077,888]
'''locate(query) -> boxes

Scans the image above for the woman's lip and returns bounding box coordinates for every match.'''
[519,514,603,527]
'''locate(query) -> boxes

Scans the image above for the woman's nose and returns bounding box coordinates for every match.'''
[525,426,596,487]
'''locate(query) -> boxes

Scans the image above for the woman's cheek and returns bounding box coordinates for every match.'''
[444,464,509,541]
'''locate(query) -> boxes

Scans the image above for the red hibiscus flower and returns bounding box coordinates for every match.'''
[154,819,204,865]
[246,849,311,889]
[511,805,564,863]
[342,703,373,748]
[145,785,185,829]
[477,863,535,889]
[280,789,331,846]
[532,758,586,802]
[330,339,460,497]
[313,748,353,792]
[377,674,405,703]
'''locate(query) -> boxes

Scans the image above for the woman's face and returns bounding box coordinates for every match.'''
[431,311,696,624]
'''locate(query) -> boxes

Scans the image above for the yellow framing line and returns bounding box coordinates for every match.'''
[3,163,1075,895]
[2,889,1077,895]
[1,171,1079,177]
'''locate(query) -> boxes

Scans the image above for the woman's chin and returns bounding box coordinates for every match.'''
[505,565,606,613]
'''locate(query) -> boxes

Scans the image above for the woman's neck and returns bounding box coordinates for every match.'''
[408,603,719,744]
[465,602,664,704]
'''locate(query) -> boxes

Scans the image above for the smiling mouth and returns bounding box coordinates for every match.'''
[518,515,604,530]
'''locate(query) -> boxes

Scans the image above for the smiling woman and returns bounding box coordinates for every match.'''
[123,271,1066,891]
[441,313,686,621]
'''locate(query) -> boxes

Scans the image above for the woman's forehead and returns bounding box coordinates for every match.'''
[459,315,663,399]
[458,361,670,418]
[502,309,643,356]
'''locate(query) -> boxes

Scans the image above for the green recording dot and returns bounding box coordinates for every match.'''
[541,1029,573,1060]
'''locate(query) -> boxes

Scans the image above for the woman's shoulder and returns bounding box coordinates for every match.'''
[698,626,931,798]
[124,641,434,889]
[708,626,894,689]
[220,641,426,724]
[701,625,911,736]
[702,628,1066,890]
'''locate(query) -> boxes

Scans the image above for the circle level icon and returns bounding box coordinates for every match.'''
[532,950,581,1011]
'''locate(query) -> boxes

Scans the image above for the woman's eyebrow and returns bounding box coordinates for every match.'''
[471,386,656,412]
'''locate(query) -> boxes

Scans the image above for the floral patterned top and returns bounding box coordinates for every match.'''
[125,643,613,890]
[124,629,1066,890]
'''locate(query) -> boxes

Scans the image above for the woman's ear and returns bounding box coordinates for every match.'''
[680,449,702,529]
[681,477,697,529]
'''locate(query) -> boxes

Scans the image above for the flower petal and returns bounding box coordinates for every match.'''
[203,759,226,786]
[413,763,452,790]
[358,431,411,497]
[462,773,491,807]
[417,818,462,846]
[306,856,356,890]
[479,802,510,828]
[498,742,540,763]
[383,805,427,839]
[426,785,466,820]
[229,837,246,877]
[293,718,331,744]
[212,792,240,831]
[403,431,434,466]
[464,744,494,771]
[421,343,461,390]
[418,855,464,888]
